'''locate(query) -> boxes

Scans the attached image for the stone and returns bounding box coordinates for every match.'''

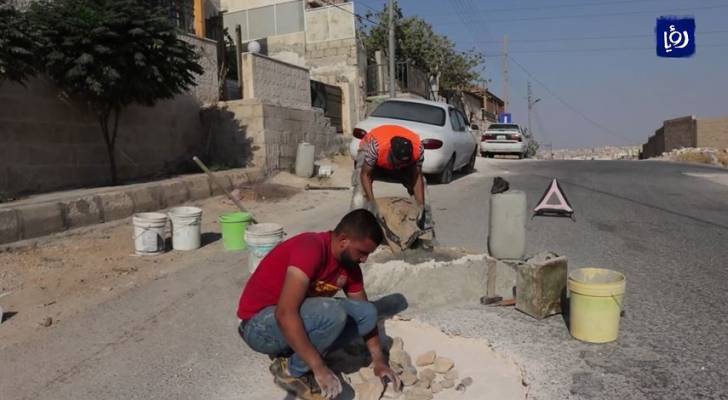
[183,175,212,201]
[401,371,418,387]
[160,179,189,208]
[359,367,376,382]
[415,351,437,367]
[382,379,403,399]
[390,350,417,375]
[355,380,384,400]
[95,191,134,222]
[456,377,474,392]
[61,197,102,228]
[440,379,455,389]
[40,317,53,327]
[404,387,433,400]
[430,382,442,394]
[0,208,20,244]
[433,357,454,373]
[391,337,404,352]
[445,369,459,381]
[414,379,430,390]
[418,369,436,384]
[516,255,568,320]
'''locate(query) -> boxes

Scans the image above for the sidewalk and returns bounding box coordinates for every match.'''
[0,167,265,246]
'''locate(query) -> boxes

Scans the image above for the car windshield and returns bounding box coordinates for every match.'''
[370,101,446,126]
[487,124,520,131]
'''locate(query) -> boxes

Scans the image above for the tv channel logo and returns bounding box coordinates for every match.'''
[656,17,695,58]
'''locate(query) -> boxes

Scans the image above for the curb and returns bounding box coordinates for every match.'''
[0,168,264,245]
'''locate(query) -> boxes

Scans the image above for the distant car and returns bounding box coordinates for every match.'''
[349,98,479,184]
[480,123,528,159]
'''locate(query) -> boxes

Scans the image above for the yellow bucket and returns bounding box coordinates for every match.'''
[567,268,626,343]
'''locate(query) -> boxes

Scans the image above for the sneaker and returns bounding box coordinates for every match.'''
[269,358,324,400]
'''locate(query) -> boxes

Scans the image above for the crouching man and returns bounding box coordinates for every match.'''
[236,209,400,400]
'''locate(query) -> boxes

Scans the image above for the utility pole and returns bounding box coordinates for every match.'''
[502,35,509,112]
[388,0,396,98]
[527,81,541,138]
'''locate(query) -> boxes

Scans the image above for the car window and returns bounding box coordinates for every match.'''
[456,110,469,131]
[487,124,520,131]
[449,109,465,131]
[370,101,446,126]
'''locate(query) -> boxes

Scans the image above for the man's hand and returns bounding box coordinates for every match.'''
[373,360,401,391]
[312,366,342,399]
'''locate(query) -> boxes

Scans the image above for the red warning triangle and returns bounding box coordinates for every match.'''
[534,178,574,217]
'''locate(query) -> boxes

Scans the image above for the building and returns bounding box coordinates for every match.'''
[442,88,506,130]
[220,0,366,135]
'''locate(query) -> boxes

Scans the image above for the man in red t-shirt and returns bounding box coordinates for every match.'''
[237,210,400,400]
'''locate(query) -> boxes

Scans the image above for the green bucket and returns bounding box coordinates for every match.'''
[219,212,252,251]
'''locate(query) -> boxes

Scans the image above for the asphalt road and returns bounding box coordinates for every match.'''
[2,158,728,400]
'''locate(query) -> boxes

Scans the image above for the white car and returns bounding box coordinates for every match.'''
[349,98,479,184]
[480,123,528,159]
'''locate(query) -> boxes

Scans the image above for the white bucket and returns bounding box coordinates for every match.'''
[245,223,285,274]
[133,212,168,255]
[169,206,203,251]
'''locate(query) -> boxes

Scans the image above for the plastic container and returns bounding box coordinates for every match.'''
[246,223,284,273]
[219,212,252,251]
[568,268,626,343]
[295,142,315,178]
[488,190,527,259]
[169,206,203,251]
[133,212,168,255]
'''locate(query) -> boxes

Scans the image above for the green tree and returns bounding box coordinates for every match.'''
[29,0,203,185]
[360,1,483,92]
[0,0,38,85]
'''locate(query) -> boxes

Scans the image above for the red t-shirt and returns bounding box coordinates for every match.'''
[236,231,364,320]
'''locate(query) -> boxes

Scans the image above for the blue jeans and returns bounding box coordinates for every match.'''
[239,297,378,377]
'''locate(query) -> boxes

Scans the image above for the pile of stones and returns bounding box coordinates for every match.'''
[349,337,473,400]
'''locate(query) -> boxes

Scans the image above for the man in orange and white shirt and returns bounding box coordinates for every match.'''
[351,124,430,229]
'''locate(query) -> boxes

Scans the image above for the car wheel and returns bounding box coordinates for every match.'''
[436,156,455,184]
[463,150,477,173]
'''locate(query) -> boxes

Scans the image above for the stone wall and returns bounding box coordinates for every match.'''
[241,53,311,109]
[179,34,220,105]
[663,116,696,151]
[696,117,728,149]
[202,99,346,174]
[0,35,218,197]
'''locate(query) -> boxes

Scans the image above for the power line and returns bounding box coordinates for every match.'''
[507,55,633,143]
[318,0,380,25]
[417,0,701,16]
[480,43,728,56]
[431,4,728,25]
[462,29,728,45]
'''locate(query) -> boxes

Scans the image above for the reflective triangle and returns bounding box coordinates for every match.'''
[534,178,574,216]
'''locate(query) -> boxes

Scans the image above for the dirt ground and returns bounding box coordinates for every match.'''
[0,156,352,348]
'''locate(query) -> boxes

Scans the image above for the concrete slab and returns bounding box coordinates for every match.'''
[486,257,522,299]
[0,208,20,244]
[61,197,102,229]
[227,170,252,189]
[160,180,190,208]
[17,202,65,239]
[96,192,134,222]
[128,187,164,213]
[209,174,233,196]
[516,255,568,320]
[183,175,212,201]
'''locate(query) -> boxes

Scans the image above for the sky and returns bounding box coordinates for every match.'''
[354,0,728,149]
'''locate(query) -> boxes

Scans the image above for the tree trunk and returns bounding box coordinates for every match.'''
[98,108,121,186]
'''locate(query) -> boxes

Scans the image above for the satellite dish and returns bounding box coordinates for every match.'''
[248,40,261,54]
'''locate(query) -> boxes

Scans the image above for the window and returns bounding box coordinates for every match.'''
[487,124,520,131]
[449,109,466,131]
[371,101,446,126]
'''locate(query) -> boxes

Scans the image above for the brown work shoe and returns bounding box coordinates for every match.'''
[269,358,324,400]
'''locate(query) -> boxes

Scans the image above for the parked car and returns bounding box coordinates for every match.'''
[349,98,479,184]
[480,123,528,159]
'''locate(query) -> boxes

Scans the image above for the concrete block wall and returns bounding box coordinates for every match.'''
[267,31,307,67]
[696,117,728,148]
[305,37,364,136]
[242,53,311,109]
[202,98,345,175]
